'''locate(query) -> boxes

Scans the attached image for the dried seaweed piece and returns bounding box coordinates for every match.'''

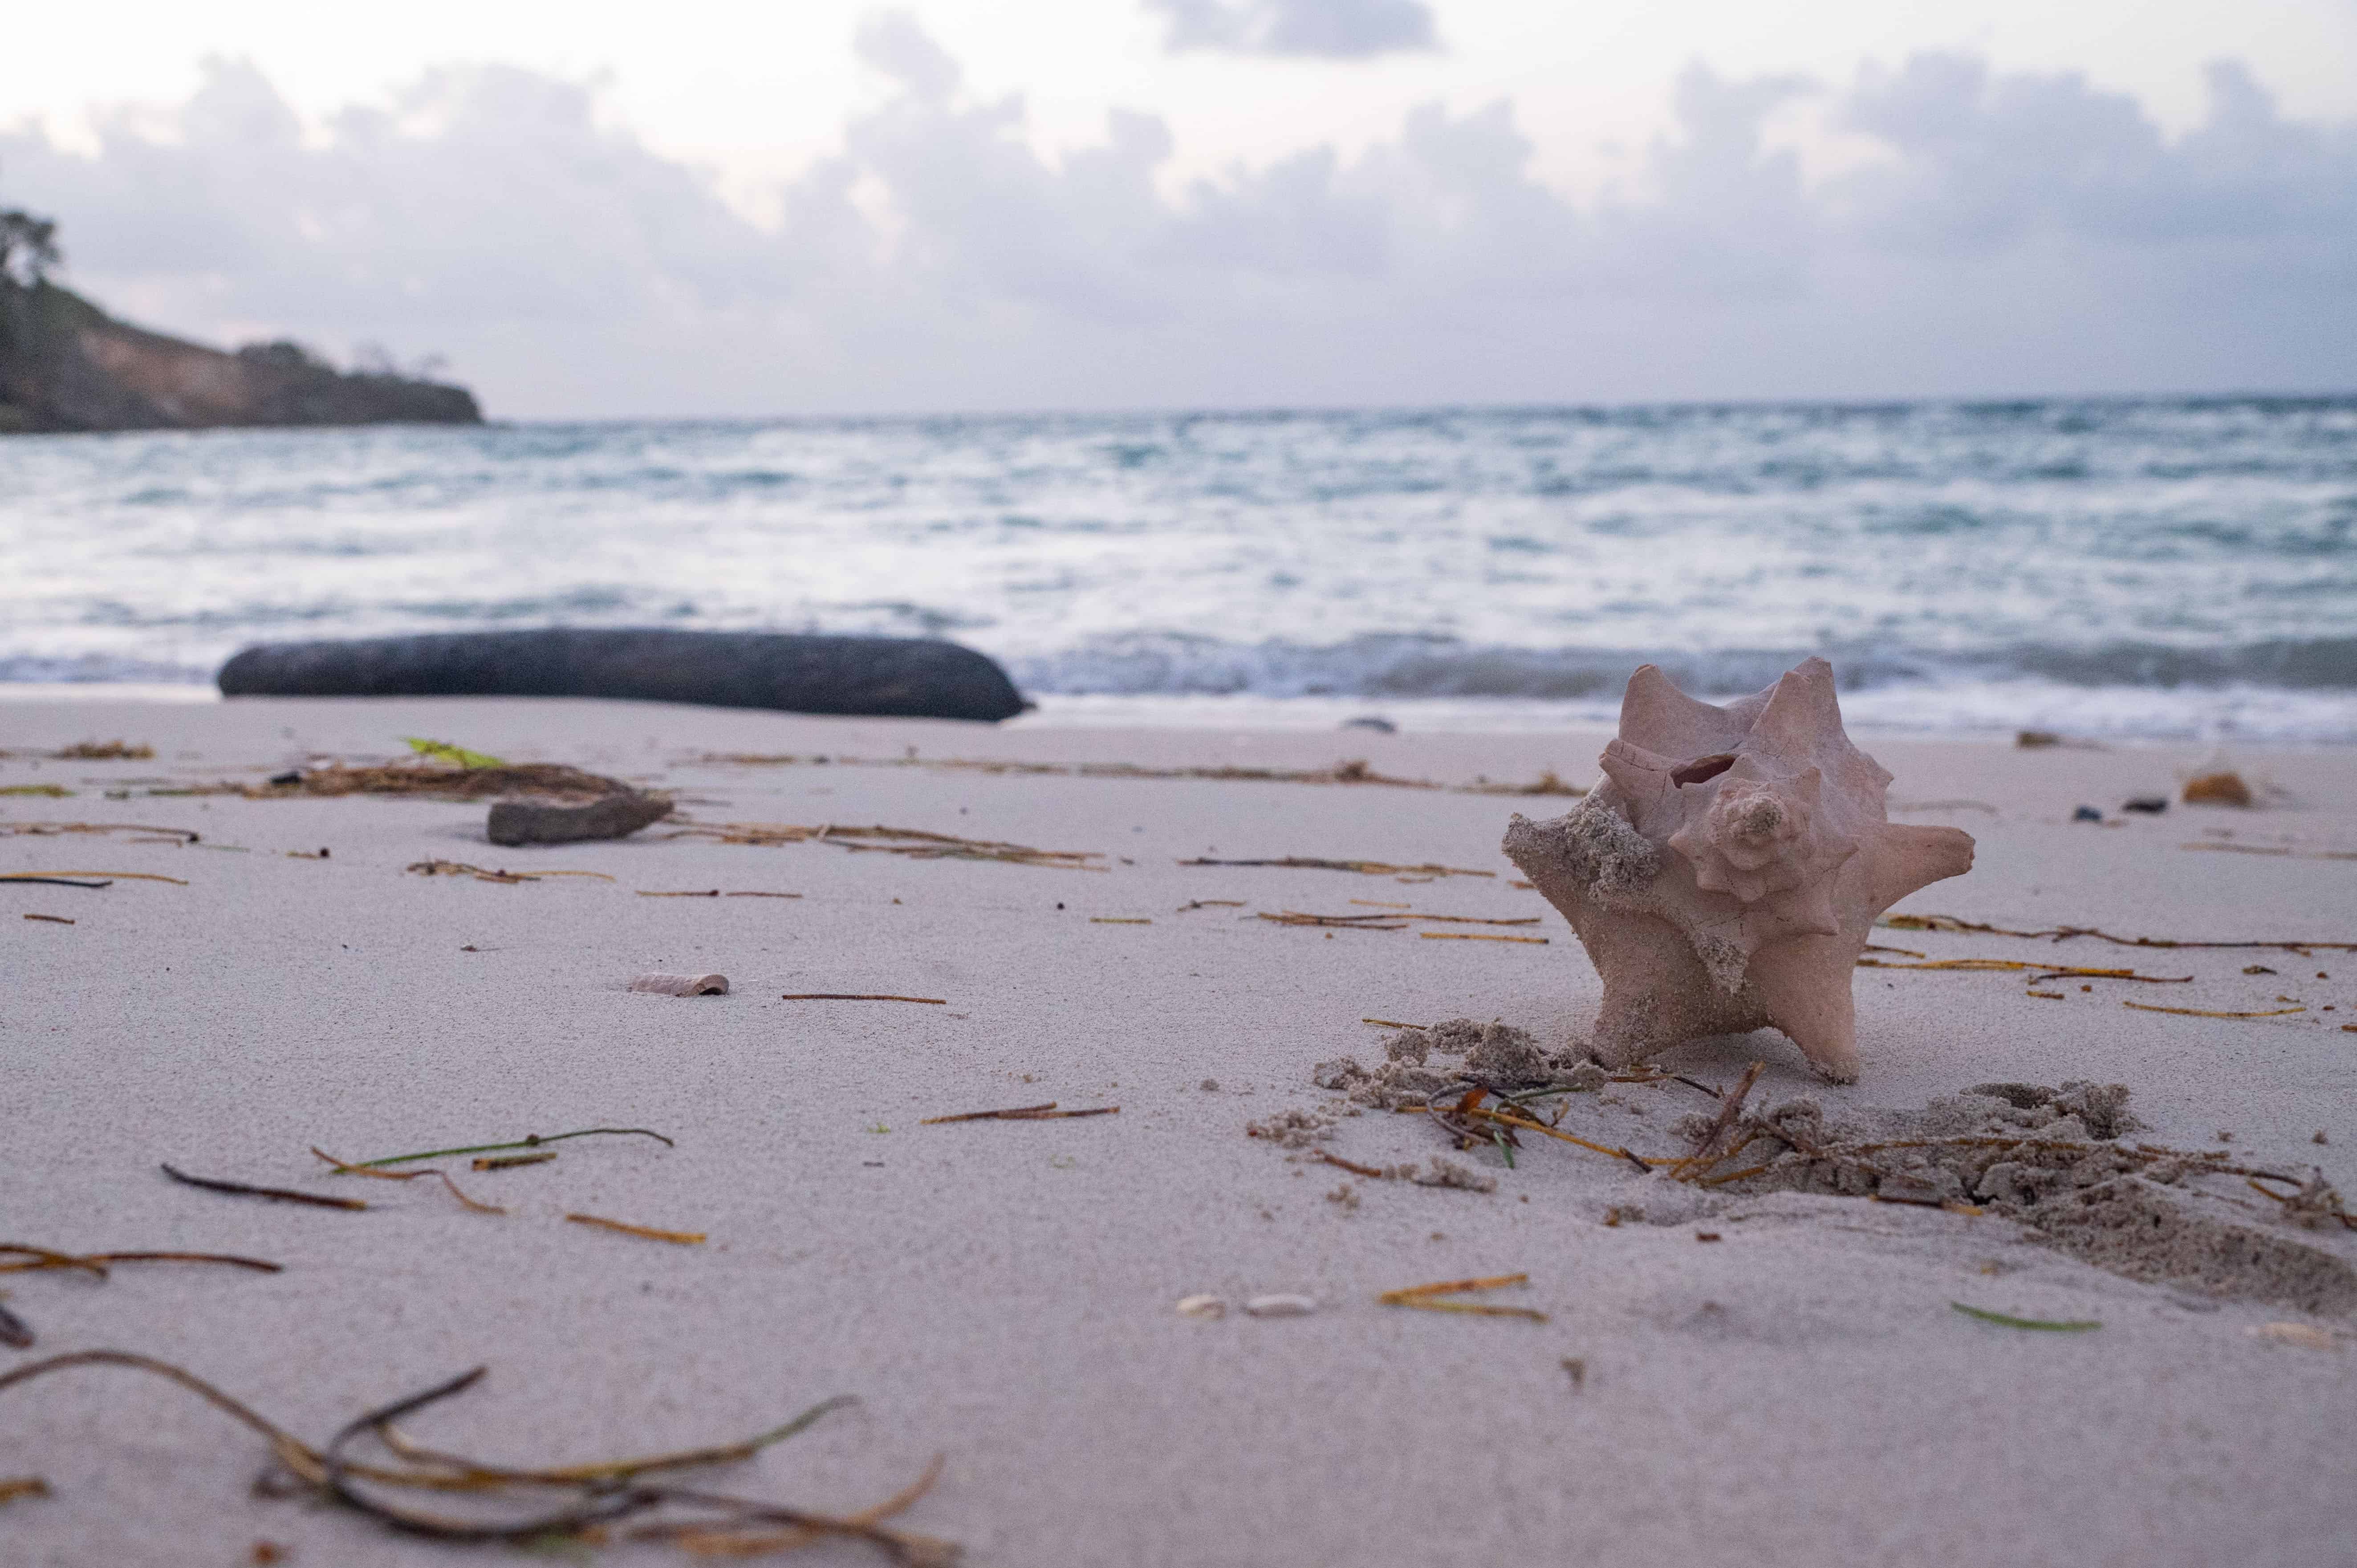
[781,993,947,1004]
[565,1214,706,1245]
[1089,917,1152,925]
[0,869,186,884]
[1378,1273,1548,1322]
[161,1165,367,1211]
[20,914,73,925]
[1878,913,2357,955]
[0,1350,910,1554]
[257,761,630,801]
[1858,957,2190,984]
[0,823,198,843]
[342,1127,672,1170]
[2122,1001,2304,1020]
[0,876,110,889]
[1311,1150,1387,1178]
[2182,842,2357,862]
[1675,1061,1766,1178]
[1950,1302,2100,1332]
[1258,912,1407,930]
[0,1244,109,1279]
[0,1246,278,1276]
[435,1173,504,1215]
[472,1151,557,1171]
[638,889,719,898]
[695,749,1579,803]
[669,820,1103,870]
[404,861,616,884]
[918,1103,1119,1124]
[1180,857,1494,878]
[1420,933,1548,944]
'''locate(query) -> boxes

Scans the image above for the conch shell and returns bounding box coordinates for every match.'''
[1503,658,1973,1082]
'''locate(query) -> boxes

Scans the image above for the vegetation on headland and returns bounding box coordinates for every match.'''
[0,206,480,435]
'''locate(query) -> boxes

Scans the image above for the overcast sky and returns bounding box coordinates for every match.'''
[4,0,2353,416]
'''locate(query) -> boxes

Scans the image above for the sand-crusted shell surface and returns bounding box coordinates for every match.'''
[1504,658,1974,1081]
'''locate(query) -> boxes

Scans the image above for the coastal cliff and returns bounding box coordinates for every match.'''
[0,276,480,435]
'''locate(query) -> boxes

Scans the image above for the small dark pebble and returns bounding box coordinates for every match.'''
[268,770,303,786]
[2072,805,2103,822]
[2121,796,2168,814]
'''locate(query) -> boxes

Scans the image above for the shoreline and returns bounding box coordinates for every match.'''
[4,693,2352,1565]
[10,682,2357,750]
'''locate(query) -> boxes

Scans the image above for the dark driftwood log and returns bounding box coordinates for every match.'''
[217,629,1028,723]
[488,792,673,847]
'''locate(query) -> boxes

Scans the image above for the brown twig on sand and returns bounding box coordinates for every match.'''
[0,820,199,843]
[1878,913,2357,955]
[0,1475,46,1505]
[1443,1105,1658,1172]
[670,820,1104,871]
[1419,932,1548,944]
[20,914,73,925]
[472,1151,558,1171]
[0,1244,110,1280]
[0,868,187,884]
[312,1148,434,1182]
[1378,1273,1548,1322]
[435,1173,504,1215]
[565,1214,706,1245]
[2122,1000,2305,1020]
[1311,1149,1388,1178]
[1858,958,2190,983]
[2181,842,2357,862]
[1360,1016,1424,1029]
[0,1245,279,1276]
[405,860,615,884]
[1673,1061,1767,1180]
[342,1127,673,1170]
[0,1352,946,1560]
[919,1103,1120,1124]
[1180,856,1495,878]
[161,1165,367,1211]
[1259,911,1408,930]
[781,993,948,1004]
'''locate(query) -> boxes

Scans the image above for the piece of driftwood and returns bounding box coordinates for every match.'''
[489,792,672,846]
[217,628,1028,723]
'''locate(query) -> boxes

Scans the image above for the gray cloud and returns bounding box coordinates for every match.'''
[1146,0,1439,59]
[2,32,2350,416]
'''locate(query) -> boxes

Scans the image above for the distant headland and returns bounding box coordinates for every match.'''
[0,207,480,435]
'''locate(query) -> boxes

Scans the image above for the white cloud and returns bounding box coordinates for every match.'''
[1146,0,1440,59]
[3,27,2351,416]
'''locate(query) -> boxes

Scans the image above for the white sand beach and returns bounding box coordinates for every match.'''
[4,695,2353,1566]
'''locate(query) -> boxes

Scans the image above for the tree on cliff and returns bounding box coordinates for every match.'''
[0,207,61,286]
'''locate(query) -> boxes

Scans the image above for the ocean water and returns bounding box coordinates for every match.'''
[4,399,2355,740]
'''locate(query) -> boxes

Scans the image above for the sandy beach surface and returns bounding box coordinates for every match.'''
[4,695,2354,1567]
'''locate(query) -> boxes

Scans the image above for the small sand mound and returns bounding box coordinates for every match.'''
[1738,1083,2356,1315]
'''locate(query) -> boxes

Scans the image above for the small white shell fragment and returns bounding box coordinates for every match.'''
[1174,1294,1227,1319]
[1243,1293,1317,1318]
[2248,1321,2340,1350]
[628,972,729,996]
